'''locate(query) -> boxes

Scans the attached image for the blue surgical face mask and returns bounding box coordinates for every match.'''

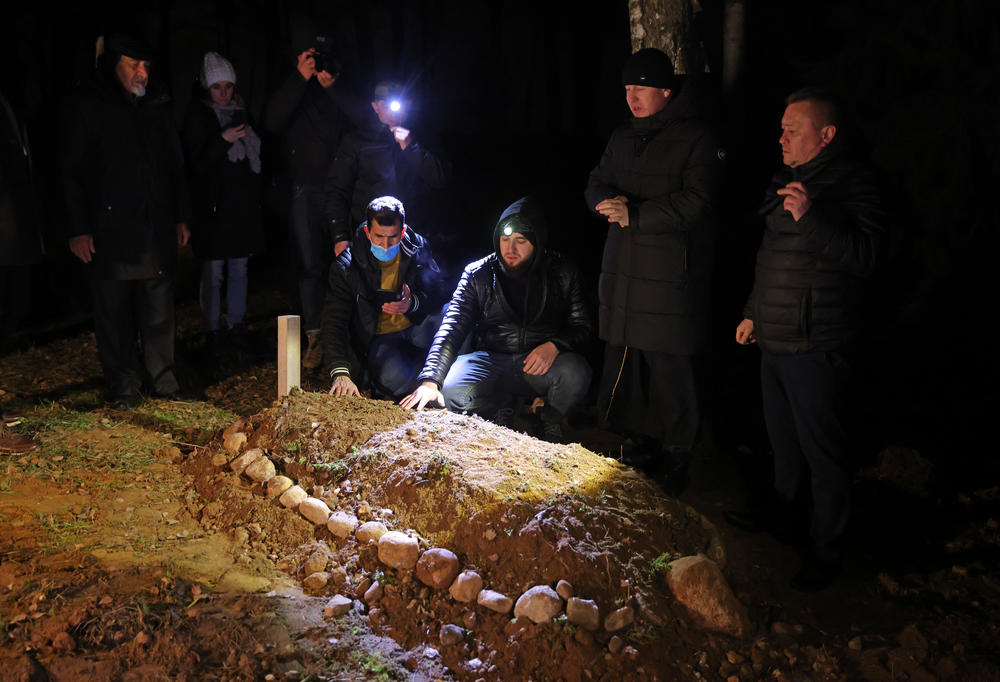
[370,242,401,262]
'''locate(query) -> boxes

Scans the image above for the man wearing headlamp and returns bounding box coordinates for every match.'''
[324,80,452,256]
[400,197,593,444]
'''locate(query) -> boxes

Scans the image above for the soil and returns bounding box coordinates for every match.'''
[1,293,998,681]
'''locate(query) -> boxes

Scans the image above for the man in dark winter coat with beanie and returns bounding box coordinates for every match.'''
[585,48,724,493]
[400,197,593,443]
[730,88,887,592]
[62,34,191,408]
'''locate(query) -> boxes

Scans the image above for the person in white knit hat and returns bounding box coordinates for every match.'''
[182,52,264,358]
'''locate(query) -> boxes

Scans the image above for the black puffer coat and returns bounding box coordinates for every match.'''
[585,88,723,355]
[321,222,445,379]
[181,99,264,260]
[323,120,452,243]
[746,144,887,355]
[62,75,190,279]
[417,197,593,388]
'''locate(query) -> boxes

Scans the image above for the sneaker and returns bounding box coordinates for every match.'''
[539,420,566,444]
[303,329,323,369]
[493,406,515,428]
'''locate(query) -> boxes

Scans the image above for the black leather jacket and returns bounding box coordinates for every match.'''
[321,222,445,379]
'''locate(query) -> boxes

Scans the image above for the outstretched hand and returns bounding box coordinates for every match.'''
[399,381,445,411]
[330,375,361,397]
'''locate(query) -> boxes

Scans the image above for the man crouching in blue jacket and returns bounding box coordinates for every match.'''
[400,196,593,443]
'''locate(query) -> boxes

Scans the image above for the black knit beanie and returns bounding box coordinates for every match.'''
[621,48,675,89]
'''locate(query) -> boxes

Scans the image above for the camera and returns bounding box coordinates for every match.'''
[311,35,341,76]
[374,289,401,306]
[229,109,247,127]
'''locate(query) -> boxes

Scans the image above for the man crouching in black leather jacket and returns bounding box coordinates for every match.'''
[400,196,593,443]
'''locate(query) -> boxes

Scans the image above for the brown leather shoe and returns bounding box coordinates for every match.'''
[0,431,38,454]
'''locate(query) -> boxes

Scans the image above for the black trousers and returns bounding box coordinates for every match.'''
[599,344,701,451]
[760,349,854,561]
[91,276,178,399]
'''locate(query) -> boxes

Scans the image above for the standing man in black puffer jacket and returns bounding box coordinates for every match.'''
[731,87,888,592]
[400,196,593,444]
[585,48,724,493]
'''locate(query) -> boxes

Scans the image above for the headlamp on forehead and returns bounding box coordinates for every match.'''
[502,224,514,237]
[389,99,402,113]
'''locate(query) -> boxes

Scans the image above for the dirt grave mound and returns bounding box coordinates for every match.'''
[187,390,730,680]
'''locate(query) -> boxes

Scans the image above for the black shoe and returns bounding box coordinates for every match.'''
[722,509,765,533]
[110,393,140,410]
[790,556,841,592]
[493,406,515,428]
[539,420,566,444]
[657,459,689,496]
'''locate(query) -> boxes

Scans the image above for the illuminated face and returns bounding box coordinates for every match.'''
[372,99,405,127]
[116,55,150,97]
[366,218,404,249]
[779,101,835,167]
[625,85,671,118]
[209,81,234,106]
[499,231,534,269]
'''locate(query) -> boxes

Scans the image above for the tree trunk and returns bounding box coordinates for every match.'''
[627,0,706,74]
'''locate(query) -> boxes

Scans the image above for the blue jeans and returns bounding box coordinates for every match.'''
[442,350,591,419]
[367,314,441,399]
[288,184,332,331]
[200,258,248,331]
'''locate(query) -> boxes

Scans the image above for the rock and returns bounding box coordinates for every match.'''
[378,531,420,569]
[327,511,359,539]
[566,597,600,632]
[666,555,751,638]
[356,501,372,518]
[514,585,563,624]
[416,548,461,590]
[450,570,484,602]
[355,577,372,598]
[210,451,229,467]
[245,456,276,483]
[279,485,308,509]
[574,628,594,647]
[267,476,294,499]
[608,635,624,654]
[604,606,634,632]
[898,624,928,663]
[462,611,477,629]
[364,582,384,603]
[484,528,497,541]
[330,566,348,587]
[134,631,152,645]
[369,608,384,626]
[51,631,75,651]
[440,624,465,646]
[356,521,388,544]
[303,551,329,576]
[556,579,574,600]
[771,621,791,636]
[324,595,353,618]
[230,447,263,473]
[299,497,333,525]
[223,431,247,454]
[477,589,513,614]
[848,636,863,651]
[303,572,330,591]
[223,419,246,439]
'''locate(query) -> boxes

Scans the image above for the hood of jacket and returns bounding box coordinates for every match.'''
[492,196,548,273]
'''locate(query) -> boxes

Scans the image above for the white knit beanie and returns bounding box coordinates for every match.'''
[201,52,236,88]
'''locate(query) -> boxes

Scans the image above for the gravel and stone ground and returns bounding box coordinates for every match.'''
[1,292,998,680]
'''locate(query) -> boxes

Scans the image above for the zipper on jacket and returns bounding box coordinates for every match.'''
[603,346,629,424]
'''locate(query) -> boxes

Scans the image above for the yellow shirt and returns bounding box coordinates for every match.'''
[376,253,412,334]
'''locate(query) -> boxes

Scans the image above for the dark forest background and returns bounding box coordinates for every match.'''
[1,0,997,482]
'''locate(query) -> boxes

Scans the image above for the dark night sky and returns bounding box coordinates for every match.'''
[2,0,997,476]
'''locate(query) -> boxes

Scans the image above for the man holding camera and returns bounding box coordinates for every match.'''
[322,196,445,400]
[324,81,451,257]
[263,36,348,369]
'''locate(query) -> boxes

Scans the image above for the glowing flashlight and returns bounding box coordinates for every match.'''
[389,100,402,113]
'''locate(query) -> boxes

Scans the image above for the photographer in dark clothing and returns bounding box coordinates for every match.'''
[731,87,888,592]
[585,48,724,492]
[400,196,593,443]
[322,196,445,400]
[62,34,191,408]
[324,81,451,251]
[263,37,348,369]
